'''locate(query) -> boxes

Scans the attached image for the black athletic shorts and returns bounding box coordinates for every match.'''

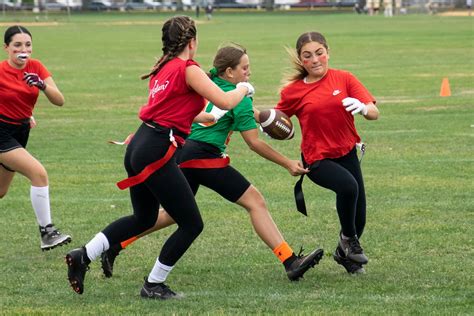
[178,139,251,203]
[0,119,30,153]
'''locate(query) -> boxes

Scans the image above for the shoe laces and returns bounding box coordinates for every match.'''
[48,229,62,238]
[348,237,363,254]
[40,224,61,237]
[78,250,91,271]
[150,281,176,296]
[296,246,305,258]
[161,283,173,293]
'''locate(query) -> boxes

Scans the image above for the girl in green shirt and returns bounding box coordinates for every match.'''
[102,44,323,282]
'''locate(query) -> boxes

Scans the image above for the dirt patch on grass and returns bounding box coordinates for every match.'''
[415,105,451,111]
[0,22,60,26]
[377,97,418,104]
[95,20,210,26]
[438,10,472,16]
[414,73,473,78]
[95,21,166,26]
[0,20,210,27]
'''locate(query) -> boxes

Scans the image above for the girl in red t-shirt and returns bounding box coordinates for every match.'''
[275,32,379,274]
[65,16,254,299]
[0,25,71,251]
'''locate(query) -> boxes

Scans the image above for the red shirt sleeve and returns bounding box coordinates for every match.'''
[275,82,301,117]
[37,61,51,80]
[0,59,52,120]
[345,72,376,105]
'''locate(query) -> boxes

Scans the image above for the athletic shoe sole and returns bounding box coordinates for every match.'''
[41,235,72,251]
[65,251,87,294]
[333,251,366,274]
[287,248,324,281]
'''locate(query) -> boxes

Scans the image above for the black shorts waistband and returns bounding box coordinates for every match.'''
[0,114,30,126]
[144,121,188,140]
[186,139,221,156]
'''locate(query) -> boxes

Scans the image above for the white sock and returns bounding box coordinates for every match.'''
[148,259,174,283]
[30,186,52,227]
[85,232,110,262]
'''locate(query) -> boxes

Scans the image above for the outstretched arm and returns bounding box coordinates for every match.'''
[240,128,308,176]
[363,102,379,120]
[342,98,378,120]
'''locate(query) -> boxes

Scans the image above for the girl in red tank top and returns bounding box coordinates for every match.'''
[65,15,254,298]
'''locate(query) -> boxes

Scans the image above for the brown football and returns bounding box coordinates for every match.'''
[258,109,294,140]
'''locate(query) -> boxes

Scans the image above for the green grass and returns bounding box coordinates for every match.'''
[1,12,473,315]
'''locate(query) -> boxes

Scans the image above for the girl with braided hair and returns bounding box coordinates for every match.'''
[65,16,254,299]
[100,43,324,283]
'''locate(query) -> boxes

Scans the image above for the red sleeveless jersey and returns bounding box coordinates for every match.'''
[139,58,206,135]
[0,59,50,120]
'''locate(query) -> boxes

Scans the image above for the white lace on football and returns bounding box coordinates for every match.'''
[275,121,290,134]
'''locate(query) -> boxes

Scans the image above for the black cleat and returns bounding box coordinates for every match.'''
[65,247,90,294]
[100,245,121,278]
[338,235,368,264]
[286,247,324,281]
[333,246,366,275]
[140,278,183,300]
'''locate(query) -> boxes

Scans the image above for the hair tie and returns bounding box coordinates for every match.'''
[209,67,218,78]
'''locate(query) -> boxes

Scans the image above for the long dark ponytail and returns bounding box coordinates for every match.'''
[141,16,197,80]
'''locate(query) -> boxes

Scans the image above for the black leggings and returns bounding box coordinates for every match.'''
[102,123,203,266]
[305,147,366,238]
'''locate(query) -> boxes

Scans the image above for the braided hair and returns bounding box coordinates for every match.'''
[141,16,197,80]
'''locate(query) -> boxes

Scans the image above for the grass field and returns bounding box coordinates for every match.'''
[0,11,473,315]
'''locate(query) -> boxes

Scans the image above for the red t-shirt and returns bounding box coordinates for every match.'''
[139,58,206,135]
[0,59,51,120]
[276,69,376,165]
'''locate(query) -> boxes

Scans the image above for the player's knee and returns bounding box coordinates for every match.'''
[184,217,204,239]
[340,179,359,198]
[248,197,267,214]
[141,220,156,232]
[130,209,158,232]
[138,213,159,231]
[174,212,204,239]
[240,185,267,212]
[191,219,204,237]
[255,194,267,210]
[30,167,49,186]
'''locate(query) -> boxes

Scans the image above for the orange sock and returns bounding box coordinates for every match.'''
[120,236,138,249]
[272,241,294,263]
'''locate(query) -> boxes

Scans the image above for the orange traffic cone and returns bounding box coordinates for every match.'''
[440,77,451,97]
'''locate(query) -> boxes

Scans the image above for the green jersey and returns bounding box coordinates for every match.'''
[189,76,257,153]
